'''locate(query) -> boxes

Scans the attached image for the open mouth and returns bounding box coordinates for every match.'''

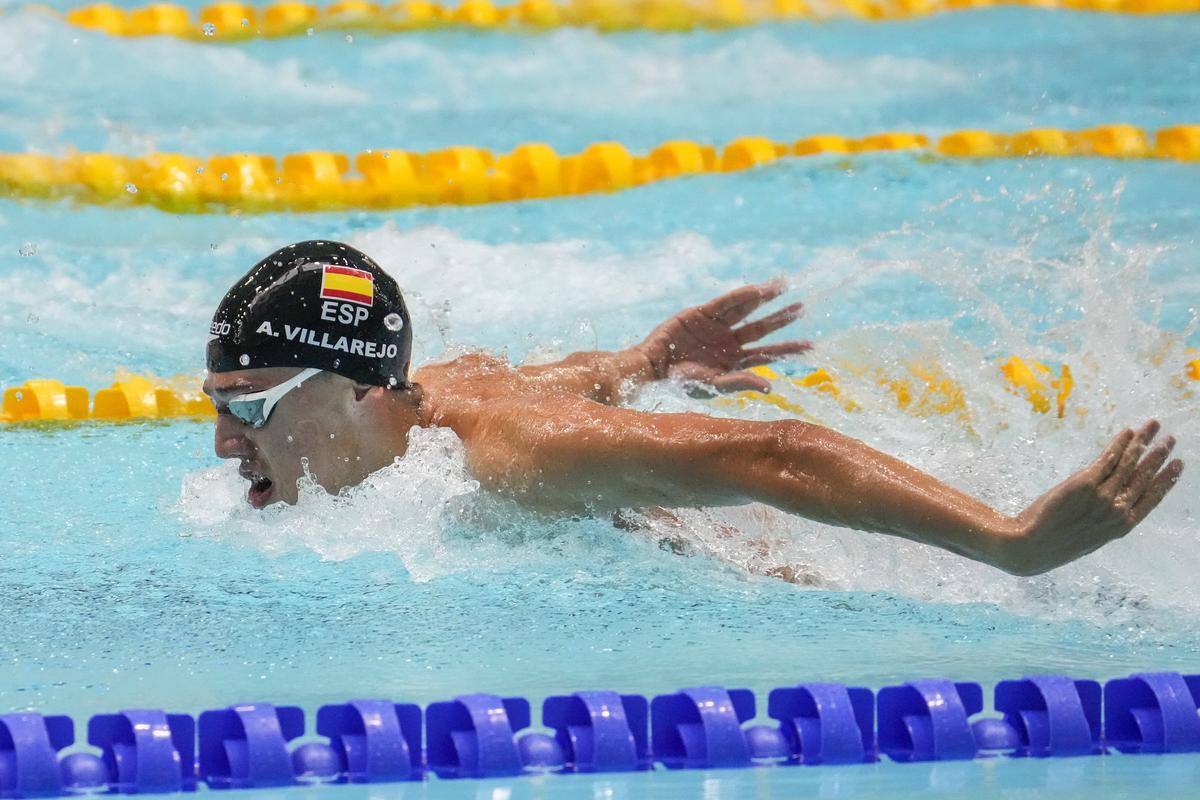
[246,474,274,509]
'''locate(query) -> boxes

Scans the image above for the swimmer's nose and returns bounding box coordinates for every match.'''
[214,413,252,459]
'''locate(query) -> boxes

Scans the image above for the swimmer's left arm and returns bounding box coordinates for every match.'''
[482,398,1182,576]
[517,280,811,404]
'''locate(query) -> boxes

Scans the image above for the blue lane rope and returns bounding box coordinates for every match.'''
[2,672,1199,794]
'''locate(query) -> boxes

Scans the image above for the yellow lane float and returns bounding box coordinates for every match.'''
[2,125,1197,215]
[998,356,1073,418]
[1,374,214,424]
[48,0,1200,40]
[720,354,1196,422]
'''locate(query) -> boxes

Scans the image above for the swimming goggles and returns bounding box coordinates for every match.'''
[224,367,322,429]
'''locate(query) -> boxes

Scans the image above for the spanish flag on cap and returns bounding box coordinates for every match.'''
[320,265,374,307]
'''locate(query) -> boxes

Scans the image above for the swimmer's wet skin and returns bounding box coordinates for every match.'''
[203,240,1185,577]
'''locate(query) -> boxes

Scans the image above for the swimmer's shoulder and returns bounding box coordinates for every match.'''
[411,350,518,387]
[411,351,528,429]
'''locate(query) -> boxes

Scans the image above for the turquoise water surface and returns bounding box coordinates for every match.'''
[1,5,1199,798]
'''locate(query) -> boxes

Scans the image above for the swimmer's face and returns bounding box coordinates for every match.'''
[203,367,375,509]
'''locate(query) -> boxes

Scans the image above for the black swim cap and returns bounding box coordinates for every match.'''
[207,240,412,388]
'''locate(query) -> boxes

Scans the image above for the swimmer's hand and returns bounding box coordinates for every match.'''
[1000,420,1184,576]
[636,279,813,394]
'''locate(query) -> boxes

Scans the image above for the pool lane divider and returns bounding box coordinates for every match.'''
[0,375,214,425]
[3,356,1196,426]
[1,125,1199,215]
[2,673,1198,794]
[49,0,1200,42]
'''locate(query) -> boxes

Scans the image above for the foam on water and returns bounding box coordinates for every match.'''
[175,425,480,579]
[174,424,636,583]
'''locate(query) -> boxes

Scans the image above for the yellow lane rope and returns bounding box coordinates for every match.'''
[722,355,1198,422]
[3,356,1195,425]
[1,374,214,425]
[49,0,1200,41]
[2,125,1198,215]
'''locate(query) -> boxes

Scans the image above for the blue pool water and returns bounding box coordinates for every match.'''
[1,5,1199,797]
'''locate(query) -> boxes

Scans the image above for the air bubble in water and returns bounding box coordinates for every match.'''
[388,377,397,387]
[239,354,250,366]
[202,22,215,35]
[344,33,353,43]
[125,183,138,194]
[384,313,404,331]
[18,242,36,257]
[306,26,314,35]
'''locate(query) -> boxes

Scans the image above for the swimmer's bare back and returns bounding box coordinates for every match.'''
[409,281,1185,577]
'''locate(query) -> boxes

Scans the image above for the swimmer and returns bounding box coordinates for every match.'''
[203,240,1185,577]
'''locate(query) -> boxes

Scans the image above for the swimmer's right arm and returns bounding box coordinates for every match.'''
[517,280,811,403]
[478,399,1183,576]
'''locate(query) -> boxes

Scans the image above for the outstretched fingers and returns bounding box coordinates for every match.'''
[699,280,786,326]
[1130,458,1185,525]
[1098,420,1159,491]
[734,302,805,344]
[1118,435,1176,505]
[1090,427,1134,483]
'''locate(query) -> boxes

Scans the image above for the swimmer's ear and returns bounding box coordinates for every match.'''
[351,382,380,402]
[351,382,421,407]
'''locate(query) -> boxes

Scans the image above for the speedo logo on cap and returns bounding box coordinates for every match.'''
[319,265,374,307]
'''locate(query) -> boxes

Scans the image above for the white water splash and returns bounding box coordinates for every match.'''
[175,425,481,580]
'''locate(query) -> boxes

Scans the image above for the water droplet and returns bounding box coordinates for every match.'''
[239,354,250,366]
[125,182,138,194]
[18,242,36,257]
[384,313,404,331]
[240,16,249,25]
[668,342,676,351]
[329,433,336,439]
[287,435,294,442]
[220,172,229,182]
[344,33,353,43]
[202,22,215,35]
[388,377,397,387]
[305,26,314,35]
